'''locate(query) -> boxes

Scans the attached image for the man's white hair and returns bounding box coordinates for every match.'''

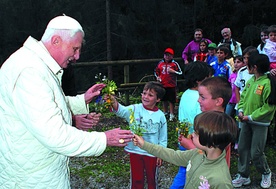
[41,15,84,43]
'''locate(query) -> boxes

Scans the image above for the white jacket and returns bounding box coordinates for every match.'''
[0,37,106,189]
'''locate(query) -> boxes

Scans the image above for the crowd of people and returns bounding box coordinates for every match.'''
[0,14,276,189]
[152,26,276,188]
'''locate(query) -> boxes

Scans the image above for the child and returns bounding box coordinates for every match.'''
[196,77,233,168]
[133,111,237,189]
[234,46,258,105]
[154,48,182,121]
[193,39,209,62]
[225,55,245,150]
[232,54,276,188]
[170,61,210,189]
[225,55,245,118]
[109,81,167,189]
[264,25,276,70]
[210,45,232,80]
[206,42,218,66]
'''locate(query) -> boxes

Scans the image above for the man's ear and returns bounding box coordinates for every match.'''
[51,35,62,47]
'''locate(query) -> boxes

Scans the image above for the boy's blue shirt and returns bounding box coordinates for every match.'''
[115,103,168,157]
[210,60,232,79]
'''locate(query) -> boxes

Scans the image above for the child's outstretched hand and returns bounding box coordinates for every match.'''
[178,134,195,150]
[133,134,144,148]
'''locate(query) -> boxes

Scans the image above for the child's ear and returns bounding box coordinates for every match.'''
[215,97,224,107]
[156,98,161,103]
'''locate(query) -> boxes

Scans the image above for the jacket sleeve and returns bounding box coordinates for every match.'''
[13,67,106,157]
[182,43,191,61]
[251,82,276,121]
[66,94,89,115]
[142,141,190,167]
[264,41,276,61]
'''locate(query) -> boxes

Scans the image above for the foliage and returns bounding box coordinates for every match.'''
[128,108,146,136]
[90,73,117,113]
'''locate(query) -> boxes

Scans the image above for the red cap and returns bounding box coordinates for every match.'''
[164,48,174,55]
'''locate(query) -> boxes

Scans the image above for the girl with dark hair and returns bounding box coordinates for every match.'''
[193,39,209,62]
[257,26,269,54]
[232,54,276,188]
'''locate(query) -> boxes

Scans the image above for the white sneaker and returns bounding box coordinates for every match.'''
[261,172,271,188]
[169,114,175,121]
[232,173,251,187]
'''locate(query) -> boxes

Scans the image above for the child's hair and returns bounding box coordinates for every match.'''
[217,45,230,58]
[183,61,210,89]
[143,81,166,100]
[194,111,237,151]
[234,55,243,62]
[248,54,276,105]
[199,39,209,53]
[242,46,258,56]
[267,25,276,34]
[199,77,232,108]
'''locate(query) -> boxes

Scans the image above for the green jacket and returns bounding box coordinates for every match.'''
[142,142,233,189]
[238,74,276,126]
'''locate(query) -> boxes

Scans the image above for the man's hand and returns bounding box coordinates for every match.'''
[74,112,101,131]
[104,128,134,147]
[84,83,106,104]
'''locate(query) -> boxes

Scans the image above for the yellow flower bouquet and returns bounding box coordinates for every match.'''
[92,73,117,113]
[176,119,193,138]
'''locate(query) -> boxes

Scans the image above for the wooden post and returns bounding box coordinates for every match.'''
[124,65,130,105]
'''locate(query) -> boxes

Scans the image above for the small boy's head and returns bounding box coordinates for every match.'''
[207,43,217,56]
[198,77,231,112]
[268,25,276,42]
[183,61,210,89]
[216,45,229,61]
[164,48,174,62]
[143,81,165,100]
[247,53,270,74]
[193,111,237,151]
[242,46,258,64]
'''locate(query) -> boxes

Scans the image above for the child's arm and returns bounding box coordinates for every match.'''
[235,86,241,103]
[133,135,190,167]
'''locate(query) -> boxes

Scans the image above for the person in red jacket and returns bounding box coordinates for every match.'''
[154,48,182,121]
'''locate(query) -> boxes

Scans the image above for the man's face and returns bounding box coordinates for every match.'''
[221,29,231,41]
[194,31,203,42]
[56,32,84,68]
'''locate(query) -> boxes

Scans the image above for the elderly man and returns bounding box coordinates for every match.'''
[220,27,242,57]
[182,28,211,64]
[0,15,133,188]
